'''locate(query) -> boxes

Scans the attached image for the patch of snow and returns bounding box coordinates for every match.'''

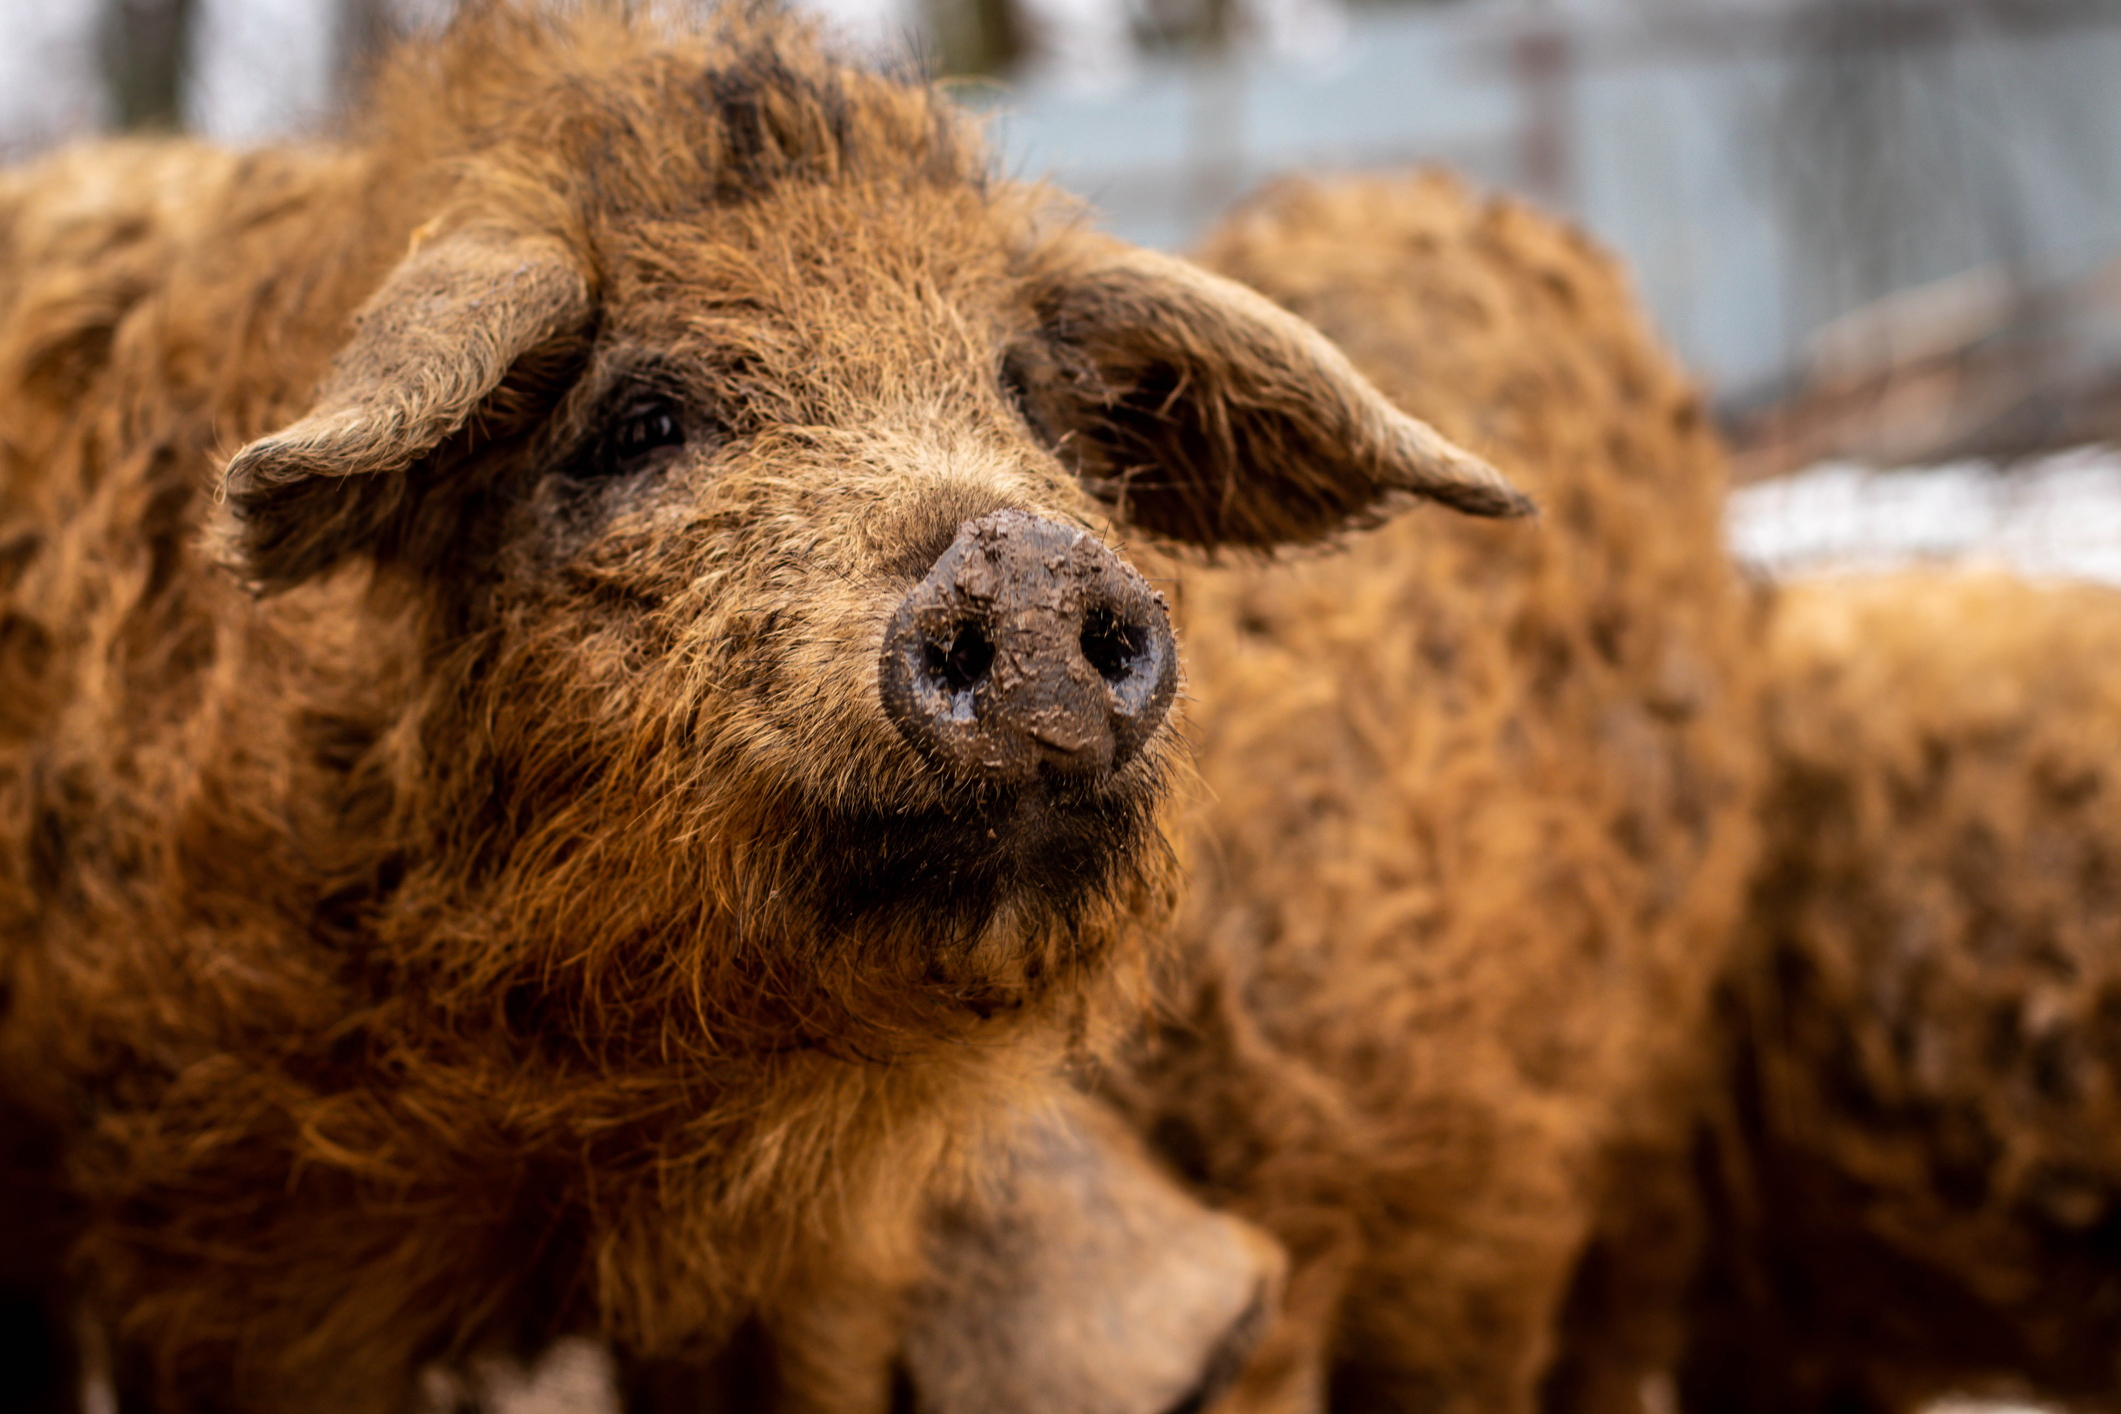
[1728,443,2121,587]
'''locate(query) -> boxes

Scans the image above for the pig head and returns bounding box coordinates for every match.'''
[211,44,1529,1057]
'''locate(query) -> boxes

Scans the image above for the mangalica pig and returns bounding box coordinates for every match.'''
[0,8,1525,1413]
[1684,570,2121,1414]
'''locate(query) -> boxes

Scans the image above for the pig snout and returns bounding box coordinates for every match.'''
[880,510,1176,785]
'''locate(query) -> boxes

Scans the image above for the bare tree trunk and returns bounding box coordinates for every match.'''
[100,0,197,130]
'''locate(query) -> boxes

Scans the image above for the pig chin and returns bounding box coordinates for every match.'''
[798,761,1170,940]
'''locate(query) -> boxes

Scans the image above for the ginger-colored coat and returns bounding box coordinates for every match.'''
[0,12,1525,1413]
[1683,571,2121,1413]
[1153,181,2121,1414]
[1109,174,1763,1414]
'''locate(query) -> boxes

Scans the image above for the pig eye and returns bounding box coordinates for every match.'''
[575,396,687,480]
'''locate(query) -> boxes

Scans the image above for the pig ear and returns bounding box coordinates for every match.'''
[217,227,592,588]
[1019,237,1532,547]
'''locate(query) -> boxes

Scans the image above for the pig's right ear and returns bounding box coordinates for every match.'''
[1018,236,1532,548]
[217,228,592,589]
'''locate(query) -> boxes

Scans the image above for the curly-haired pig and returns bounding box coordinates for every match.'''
[0,7,1527,1412]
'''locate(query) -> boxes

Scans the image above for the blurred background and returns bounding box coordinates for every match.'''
[6,0,2121,513]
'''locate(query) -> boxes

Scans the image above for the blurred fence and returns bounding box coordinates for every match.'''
[983,0,2121,418]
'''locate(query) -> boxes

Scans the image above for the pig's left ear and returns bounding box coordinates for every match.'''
[217,227,592,589]
[1018,237,1532,547]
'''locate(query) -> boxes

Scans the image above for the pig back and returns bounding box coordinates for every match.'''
[1679,570,2121,1411]
[0,132,412,1031]
[1115,172,1764,1413]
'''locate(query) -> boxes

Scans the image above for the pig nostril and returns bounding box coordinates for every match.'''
[925,624,995,693]
[1080,607,1147,685]
[882,510,1177,784]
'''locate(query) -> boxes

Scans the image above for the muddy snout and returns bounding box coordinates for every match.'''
[880,510,1176,784]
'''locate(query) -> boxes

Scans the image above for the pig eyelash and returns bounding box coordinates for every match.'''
[997,349,1054,446]
[568,394,690,482]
